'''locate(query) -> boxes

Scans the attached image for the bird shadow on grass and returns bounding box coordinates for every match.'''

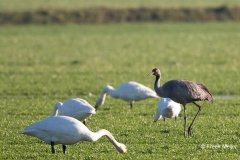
[160,129,170,134]
[103,108,110,111]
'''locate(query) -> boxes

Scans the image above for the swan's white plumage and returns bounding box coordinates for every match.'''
[51,98,96,124]
[95,81,159,108]
[154,98,181,122]
[21,116,127,153]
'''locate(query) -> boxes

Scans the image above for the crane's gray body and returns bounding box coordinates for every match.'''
[154,79,213,105]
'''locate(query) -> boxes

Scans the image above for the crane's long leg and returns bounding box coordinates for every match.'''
[51,141,55,154]
[188,102,202,137]
[183,105,187,138]
[62,145,67,154]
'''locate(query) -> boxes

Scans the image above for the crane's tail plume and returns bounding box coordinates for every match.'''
[198,83,213,103]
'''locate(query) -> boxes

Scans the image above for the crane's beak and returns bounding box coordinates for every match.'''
[147,72,154,76]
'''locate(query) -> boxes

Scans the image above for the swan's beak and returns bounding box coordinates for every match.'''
[147,72,154,76]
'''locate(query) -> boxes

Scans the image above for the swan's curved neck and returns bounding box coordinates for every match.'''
[154,112,161,122]
[77,128,126,153]
[51,102,61,116]
[99,86,118,101]
[96,86,119,107]
[104,86,118,98]
[92,129,122,150]
[99,86,110,100]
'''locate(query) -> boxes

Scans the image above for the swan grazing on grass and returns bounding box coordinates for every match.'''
[51,98,96,125]
[21,116,127,154]
[95,81,159,109]
[154,98,181,123]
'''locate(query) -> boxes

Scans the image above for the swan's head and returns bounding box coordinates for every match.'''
[116,143,127,153]
[54,102,63,108]
[153,112,162,122]
[95,98,103,109]
[147,68,161,77]
[95,85,114,109]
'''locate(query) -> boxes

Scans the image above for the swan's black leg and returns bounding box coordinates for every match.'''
[130,101,135,109]
[163,118,166,123]
[188,102,202,137]
[51,141,55,154]
[183,105,187,138]
[83,119,86,126]
[62,145,67,154]
[130,102,133,109]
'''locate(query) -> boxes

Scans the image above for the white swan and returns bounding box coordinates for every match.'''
[95,81,159,109]
[21,116,127,154]
[154,98,181,123]
[51,98,96,125]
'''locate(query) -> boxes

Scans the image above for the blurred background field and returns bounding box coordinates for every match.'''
[0,22,239,96]
[0,0,240,159]
[0,0,240,11]
[1,0,240,25]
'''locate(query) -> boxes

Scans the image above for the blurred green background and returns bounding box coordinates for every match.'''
[1,0,240,11]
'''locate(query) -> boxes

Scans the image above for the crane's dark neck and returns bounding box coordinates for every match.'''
[154,74,167,97]
[154,75,161,88]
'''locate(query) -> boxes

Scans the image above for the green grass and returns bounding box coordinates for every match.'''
[1,22,240,159]
[0,22,239,96]
[1,97,240,159]
[0,0,240,11]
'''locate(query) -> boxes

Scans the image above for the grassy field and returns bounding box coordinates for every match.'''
[0,23,239,96]
[0,22,240,159]
[1,0,240,11]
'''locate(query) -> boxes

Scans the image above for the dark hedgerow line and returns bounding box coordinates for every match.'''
[0,6,240,25]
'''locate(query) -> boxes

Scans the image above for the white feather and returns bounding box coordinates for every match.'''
[154,98,181,122]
